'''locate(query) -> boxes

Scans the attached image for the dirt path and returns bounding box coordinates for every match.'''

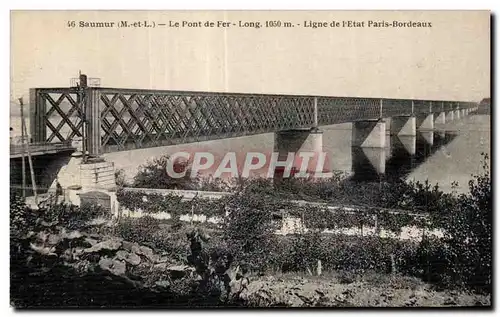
[237,274,491,307]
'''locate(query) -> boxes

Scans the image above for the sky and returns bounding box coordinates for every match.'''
[10,10,490,115]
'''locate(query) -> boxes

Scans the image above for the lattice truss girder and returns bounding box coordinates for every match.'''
[41,91,83,142]
[32,87,477,152]
[317,97,381,125]
[99,92,316,150]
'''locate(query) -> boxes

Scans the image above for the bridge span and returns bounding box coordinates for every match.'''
[29,75,477,156]
[21,75,478,191]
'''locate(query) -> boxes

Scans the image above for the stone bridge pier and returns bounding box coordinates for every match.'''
[434,111,446,124]
[273,128,324,180]
[446,110,455,122]
[416,113,434,131]
[351,119,386,181]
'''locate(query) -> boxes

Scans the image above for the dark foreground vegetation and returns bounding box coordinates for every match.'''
[11,155,491,307]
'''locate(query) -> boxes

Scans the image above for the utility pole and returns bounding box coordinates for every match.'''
[19,97,38,205]
[20,100,26,199]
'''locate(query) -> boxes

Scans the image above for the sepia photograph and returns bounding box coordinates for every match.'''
[9,10,491,308]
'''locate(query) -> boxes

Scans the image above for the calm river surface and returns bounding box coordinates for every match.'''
[10,114,490,194]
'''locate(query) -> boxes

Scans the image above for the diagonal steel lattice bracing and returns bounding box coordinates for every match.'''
[317,97,381,125]
[34,89,83,143]
[29,87,478,155]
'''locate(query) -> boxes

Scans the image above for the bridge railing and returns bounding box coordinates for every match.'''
[30,86,478,155]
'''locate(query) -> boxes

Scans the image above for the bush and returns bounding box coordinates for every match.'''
[271,234,419,275]
[221,192,280,272]
[132,155,198,190]
[412,153,491,293]
[115,217,189,261]
[115,168,128,187]
[435,153,491,292]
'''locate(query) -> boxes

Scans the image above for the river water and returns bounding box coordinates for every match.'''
[10,114,490,194]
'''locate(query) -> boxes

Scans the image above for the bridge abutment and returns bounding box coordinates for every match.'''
[51,153,116,191]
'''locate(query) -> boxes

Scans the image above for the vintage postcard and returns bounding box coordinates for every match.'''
[9,10,491,308]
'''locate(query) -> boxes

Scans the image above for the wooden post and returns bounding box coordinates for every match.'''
[21,102,26,199]
[301,210,305,234]
[390,253,396,275]
[19,97,38,205]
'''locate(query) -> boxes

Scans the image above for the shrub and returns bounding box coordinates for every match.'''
[132,155,198,190]
[115,168,128,187]
[221,192,281,272]
[414,153,491,293]
[436,153,491,292]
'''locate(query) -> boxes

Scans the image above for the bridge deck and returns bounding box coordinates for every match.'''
[10,142,76,159]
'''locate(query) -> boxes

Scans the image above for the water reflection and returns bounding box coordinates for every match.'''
[382,131,457,182]
[350,131,457,182]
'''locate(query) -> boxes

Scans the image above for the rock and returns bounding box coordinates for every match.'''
[89,218,108,226]
[167,265,194,279]
[154,263,168,271]
[131,245,141,254]
[47,234,61,245]
[137,246,159,262]
[114,249,141,266]
[36,231,49,243]
[73,247,85,258]
[115,250,129,260]
[99,258,126,276]
[155,280,170,288]
[40,220,58,227]
[444,297,457,305]
[64,230,83,240]
[84,238,98,246]
[122,241,135,251]
[126,253,141,266]
[138,245,153,256]
[30,243,57,256]
[315,289,325,296]
[156,256,170,264]
[294,292,314,305]
[84,238,122,253]
[405,298,418,306]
